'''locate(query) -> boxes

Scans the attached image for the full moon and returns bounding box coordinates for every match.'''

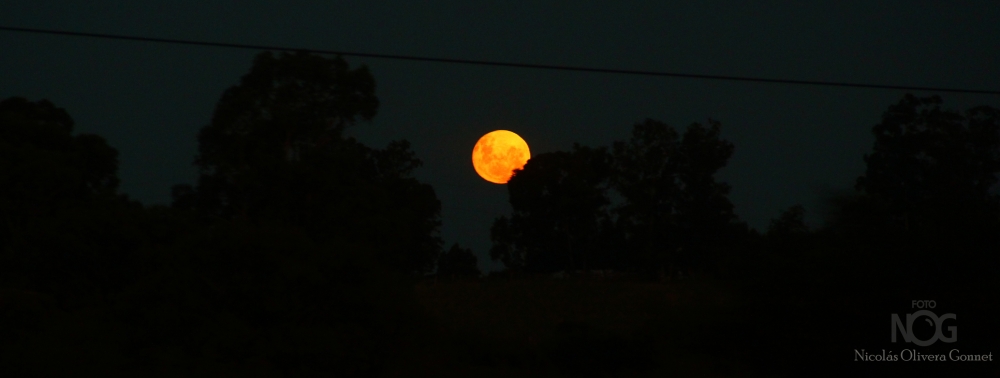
[472,130,531,184]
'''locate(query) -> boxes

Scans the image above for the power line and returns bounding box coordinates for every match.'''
[2,25,998,96]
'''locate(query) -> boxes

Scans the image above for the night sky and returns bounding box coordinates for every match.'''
[3,1,998,273]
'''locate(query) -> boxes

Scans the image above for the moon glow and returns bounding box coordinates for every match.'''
[472,130,531,184]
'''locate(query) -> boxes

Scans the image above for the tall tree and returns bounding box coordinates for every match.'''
[610,119,682,274]
[0,97,120,207]
[611,119,745,276]
[851,94,1000,287]
[491,144,613,274]
[856,95,1000,230]
[672,119,746,272]
[175,51,442,275]
[186,50,379,219]
[0,97,145,301]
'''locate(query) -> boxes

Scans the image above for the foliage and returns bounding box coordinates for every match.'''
[491,144,614,274]
[0,97,147,302]
[732,95,1000,376]
[847,94,1000,289]
[857,95,1000,218]
[0,97,121,211]
[739,204,816,284]
[8,66,1000,376]
[492,119,748,277]
[436,243,481,279]
[176,51,442,276]
[661,120,748,273]
[0,61,442,374]
[0,97,149,376]
[766,204,808,236]
[763,204,812,260]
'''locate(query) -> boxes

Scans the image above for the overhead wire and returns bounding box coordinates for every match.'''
[1,25,998,95]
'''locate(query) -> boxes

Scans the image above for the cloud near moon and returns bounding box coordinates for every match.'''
[472,130,530,184]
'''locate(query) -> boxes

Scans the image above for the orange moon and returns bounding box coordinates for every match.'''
[472,130,531,184]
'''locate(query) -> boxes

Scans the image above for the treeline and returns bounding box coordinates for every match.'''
[491,94,1000,293]
[0,52,468,377]
[486,88,1000,376]
[2,50,998,376]
[491,118,746,278]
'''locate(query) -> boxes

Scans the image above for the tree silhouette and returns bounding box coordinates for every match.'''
[436,243,481,279]
[174,51,442,275]
[609,119,682,275]
[182,50,379,219]
[851,94,1000,288]
[731,97,1000,374]
[491,144,613,274]
[760,204,814,271]
[857,95,1000,228]
[153,51,451,374]
[767,204,808,236]
[0,97,146,301]
[0,97,120,206]
[0,93,438,375]
[671,119,748,273]
[0,97,157,376]
[751,204,821,287]
[611,119,746,277]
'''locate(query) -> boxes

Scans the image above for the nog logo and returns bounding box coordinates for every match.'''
[891,300,957,347]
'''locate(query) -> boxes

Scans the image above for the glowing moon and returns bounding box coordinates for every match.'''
[472,130,531,184]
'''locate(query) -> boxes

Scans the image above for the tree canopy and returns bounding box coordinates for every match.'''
[491,119,748,277]
[611,119,745,275]
[175,51,442,276]
[5,55,999,376]
[491,144,614,274]
[436,243,481,279]
[0,97,145,301]
[1,53,442,375]
[848,94,1000,288]
[857,94,1000,229]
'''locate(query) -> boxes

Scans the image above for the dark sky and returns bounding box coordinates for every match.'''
[3,1,998,272]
